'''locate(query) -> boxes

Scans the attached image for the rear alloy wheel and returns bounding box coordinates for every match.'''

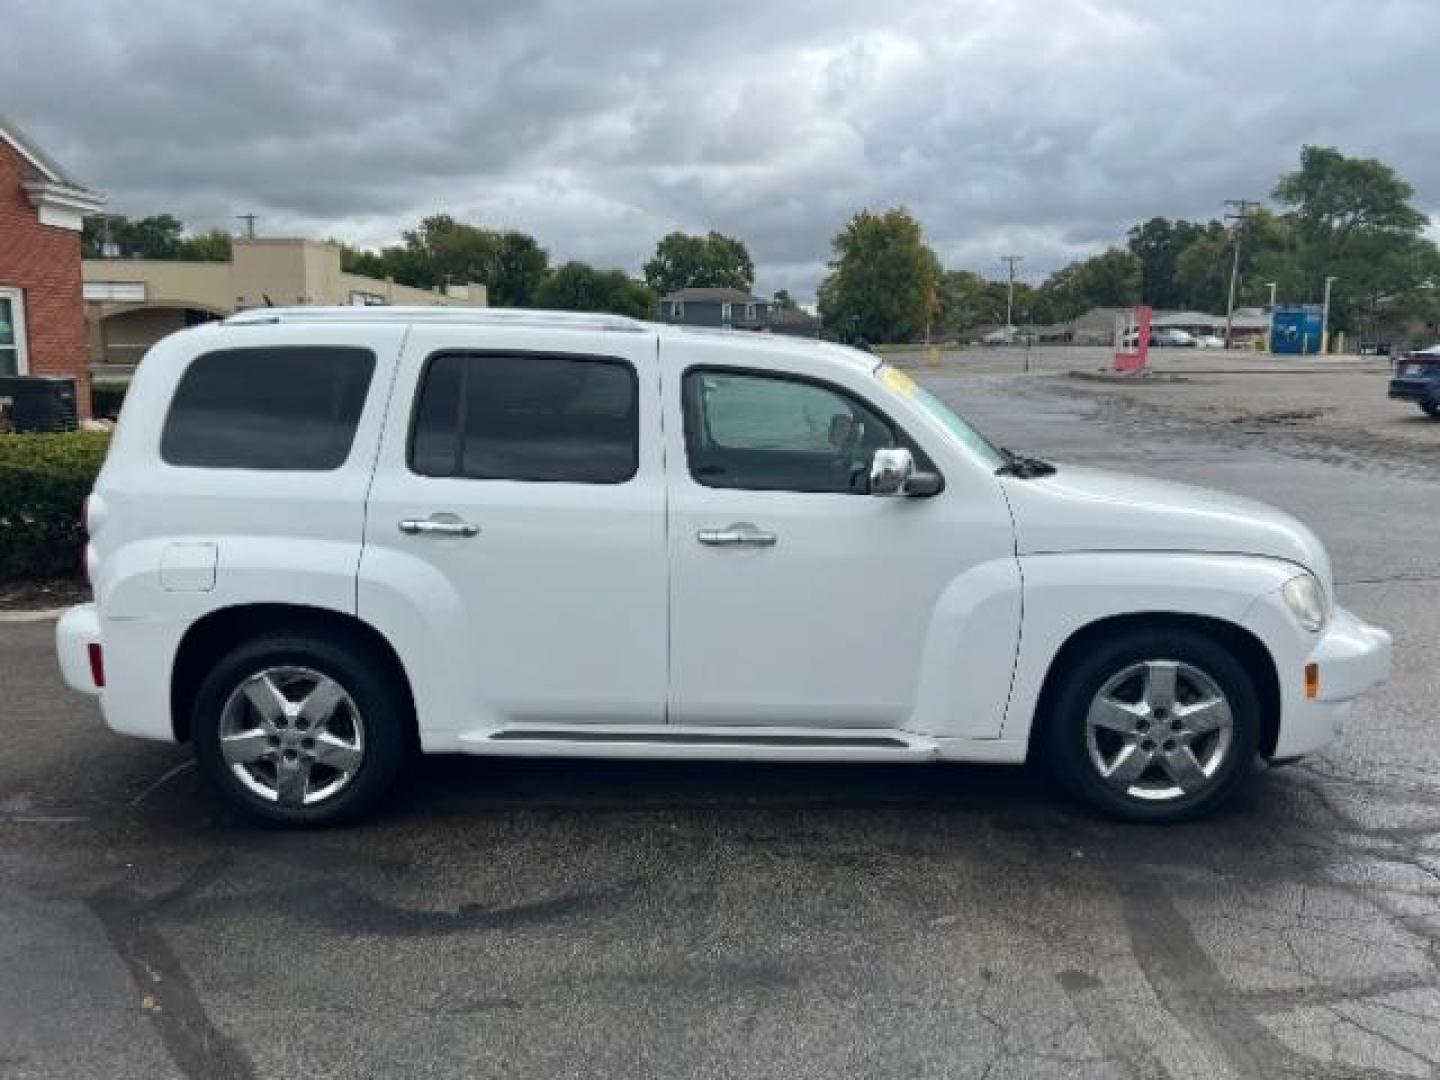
[193,633,411,826]
[1045,628,1261,822]
[217,666,367,809]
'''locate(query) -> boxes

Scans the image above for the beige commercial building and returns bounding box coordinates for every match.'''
[83,238,486,365]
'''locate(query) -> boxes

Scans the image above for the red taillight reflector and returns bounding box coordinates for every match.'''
[87,643,106,689]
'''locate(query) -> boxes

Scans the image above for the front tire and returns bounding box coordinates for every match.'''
[1421,399,1440,419]
[192,632,412,826]
[1043,627,1261,823]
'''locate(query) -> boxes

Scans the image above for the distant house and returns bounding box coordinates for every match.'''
[660,287,771,330]
[767,306,821,338]
[0,114,105,413]
[1153,309,1269,341]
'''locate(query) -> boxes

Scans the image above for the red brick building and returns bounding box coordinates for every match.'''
[0,116,104,415]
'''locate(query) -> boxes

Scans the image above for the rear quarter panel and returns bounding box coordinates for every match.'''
[87,323,408,740]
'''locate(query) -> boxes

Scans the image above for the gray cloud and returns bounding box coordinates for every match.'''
[6,0,1439,297]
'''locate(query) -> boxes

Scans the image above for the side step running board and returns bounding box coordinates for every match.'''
[455,725,943,762]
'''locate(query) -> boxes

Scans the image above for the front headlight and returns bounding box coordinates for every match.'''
[1282,573,1330,633]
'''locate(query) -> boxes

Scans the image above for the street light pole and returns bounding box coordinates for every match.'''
[1265,282,1277,308]
[1319,275,1338,356]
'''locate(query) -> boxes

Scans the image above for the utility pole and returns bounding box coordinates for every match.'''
[999,254,1023,340]
[236,214,258,239]
[1319,275,1339,356]
[1222,200,1260,349]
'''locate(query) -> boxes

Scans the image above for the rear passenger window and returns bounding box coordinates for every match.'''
[161,347,375,470]
[409,353,638,484]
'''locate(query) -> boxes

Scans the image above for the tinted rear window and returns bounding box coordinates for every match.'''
[409,353,638,483]
[161,347,376,470]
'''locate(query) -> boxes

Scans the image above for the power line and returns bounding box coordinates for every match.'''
[1222,199,1261,348]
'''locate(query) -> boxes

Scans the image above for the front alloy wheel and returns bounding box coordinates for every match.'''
[1045,627,1261,822]
[1084,660,1233,803]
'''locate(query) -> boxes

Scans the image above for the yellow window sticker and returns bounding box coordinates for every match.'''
[878,365,917,396]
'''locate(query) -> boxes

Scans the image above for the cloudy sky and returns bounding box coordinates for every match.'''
[5,0,1438,297]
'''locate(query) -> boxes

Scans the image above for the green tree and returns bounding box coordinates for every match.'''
[336,242,387,278]
[817,208,941,344]
[385,214,497,291]
[933,270,990,334]
[1173,222,1233,313]
[82,214,185,259]
[533,262,657,319]
[176,228,232,262]
[339,217,548,306]
[1174,209,1310,314]
[643,231,755,295]
[1237,211,1304,307]
[82,214,231,261]
[1036,248,1142,324]
[489,231,549,307]
[1126,217,1206,309]
[772,288,798,311]
[1273,146,1439,331]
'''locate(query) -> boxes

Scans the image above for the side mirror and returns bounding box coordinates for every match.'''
[870,447,942,497]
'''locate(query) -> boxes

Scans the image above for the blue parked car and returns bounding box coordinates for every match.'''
[1389,345,1440,418]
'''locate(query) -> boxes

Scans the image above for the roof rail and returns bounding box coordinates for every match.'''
[223,306,649,333]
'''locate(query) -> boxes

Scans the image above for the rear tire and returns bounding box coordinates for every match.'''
[192,632,413,826]
[1043,627,1261,823]
[1421,400,1440,419]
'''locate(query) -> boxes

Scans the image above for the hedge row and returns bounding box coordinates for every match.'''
[0,432,111,582]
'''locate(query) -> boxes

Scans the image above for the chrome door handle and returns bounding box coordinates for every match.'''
[398,516,480,538]
[697,523,777,547]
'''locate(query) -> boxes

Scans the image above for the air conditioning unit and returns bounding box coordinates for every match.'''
[0,376,79,433]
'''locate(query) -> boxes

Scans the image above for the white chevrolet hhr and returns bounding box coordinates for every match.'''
[57,308,1392,826]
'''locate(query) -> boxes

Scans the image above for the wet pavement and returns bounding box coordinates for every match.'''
[1,374,1437,1079]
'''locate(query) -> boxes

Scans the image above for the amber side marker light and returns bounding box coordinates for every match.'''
[1304,662,1320,700]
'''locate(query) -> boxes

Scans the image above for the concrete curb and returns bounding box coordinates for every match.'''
[0,607,66,625]
[1066,370,1190,384]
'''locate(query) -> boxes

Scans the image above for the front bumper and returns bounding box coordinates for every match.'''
[1310,606,1392,703]
[56,602,102,696]
[1388,377,1433,402]
[1273,606,1392,759]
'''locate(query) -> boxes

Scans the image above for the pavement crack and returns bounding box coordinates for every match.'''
[1234,973,1436,1013]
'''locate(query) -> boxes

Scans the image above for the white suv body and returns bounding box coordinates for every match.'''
[56,308,1391,824]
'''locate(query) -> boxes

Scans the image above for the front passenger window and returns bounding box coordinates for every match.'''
[683,370,897,494]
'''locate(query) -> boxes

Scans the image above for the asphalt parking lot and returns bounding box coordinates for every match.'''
[2,371,1438,1080]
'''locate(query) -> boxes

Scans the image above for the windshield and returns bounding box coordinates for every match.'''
[875,364,1006,470]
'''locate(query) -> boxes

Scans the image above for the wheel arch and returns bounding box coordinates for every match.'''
[170,602,416,744]
[1026,612,1281,762]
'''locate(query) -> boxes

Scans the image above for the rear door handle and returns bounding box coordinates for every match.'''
[398,514,480,538]
[697,523,777,547]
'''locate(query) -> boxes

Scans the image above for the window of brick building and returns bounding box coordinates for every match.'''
[0,288,27,376]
